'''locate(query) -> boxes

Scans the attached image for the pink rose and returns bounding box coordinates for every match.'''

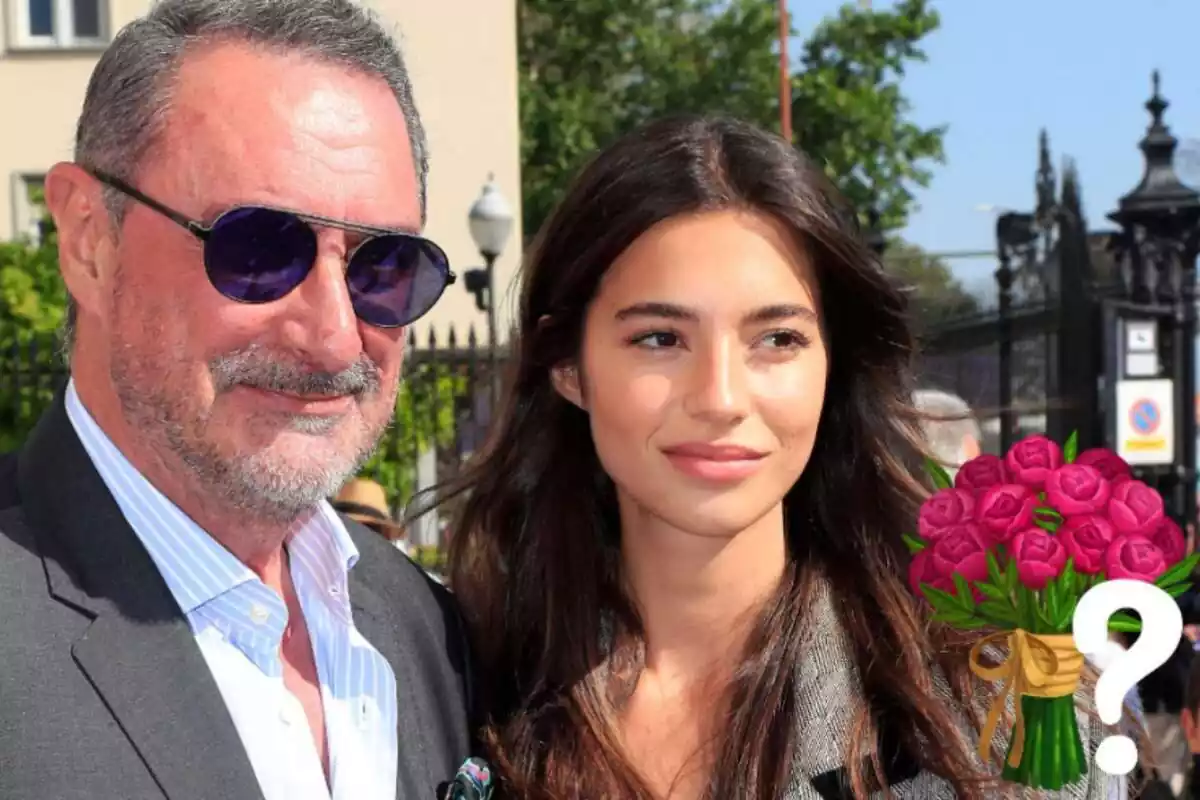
[1045,464,1111,515]
[954,454,1009,493]
[1108,480,1165,537]
[1074,448,1133,484]
[929,525,990,598]
[908,549,951,598]
[1010,528,1068,590]
[974,484,1038,543]
[1148,517,1187,565]
[918,488,977,542]
[1058,515,1118,575]
[1004,435,1063,491]
[1104,536,1168,582]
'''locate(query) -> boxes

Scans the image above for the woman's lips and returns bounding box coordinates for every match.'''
[661,442,767,482]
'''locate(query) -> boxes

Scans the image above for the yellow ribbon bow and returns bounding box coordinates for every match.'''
[967,629,1084,767]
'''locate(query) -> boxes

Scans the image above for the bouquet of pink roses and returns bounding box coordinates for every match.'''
[906,431,1199,790]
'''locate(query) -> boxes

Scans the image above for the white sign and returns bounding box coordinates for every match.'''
[1125,320,1157,353]
[1115,378,1175,466]
[1125,352,1160,378]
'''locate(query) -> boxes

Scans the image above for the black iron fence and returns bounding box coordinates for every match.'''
[0,326,504,520]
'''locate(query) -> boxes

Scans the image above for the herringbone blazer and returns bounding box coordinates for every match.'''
[785,579,1122,799]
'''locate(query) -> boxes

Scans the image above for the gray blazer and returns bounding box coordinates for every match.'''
[0,394,475,800]
[785,579,1121,799]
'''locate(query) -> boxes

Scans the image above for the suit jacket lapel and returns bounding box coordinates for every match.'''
[18,393,262,800]
[345,528,437,797]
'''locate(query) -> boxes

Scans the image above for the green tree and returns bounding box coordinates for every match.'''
[518,0,945,237]
[881,239,981,330]
[0,191,67,452]
[792,0,945,231]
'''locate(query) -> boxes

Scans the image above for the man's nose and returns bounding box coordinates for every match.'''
[276,248,363,372]
[683,339,751,424]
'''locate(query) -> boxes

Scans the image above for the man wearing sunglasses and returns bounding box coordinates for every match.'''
[0,2,476,799]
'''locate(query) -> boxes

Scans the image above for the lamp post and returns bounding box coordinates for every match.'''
[994,211,1038,452]
[466,175,514,398]
[1107,71,1200,526]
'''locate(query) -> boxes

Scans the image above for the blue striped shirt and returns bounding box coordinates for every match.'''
[65,381,399,800]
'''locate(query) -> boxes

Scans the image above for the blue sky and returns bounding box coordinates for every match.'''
[788,0,1200,299]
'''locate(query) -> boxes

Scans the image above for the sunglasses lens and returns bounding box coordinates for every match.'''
[205,207,315,303]
[346,235,451,327]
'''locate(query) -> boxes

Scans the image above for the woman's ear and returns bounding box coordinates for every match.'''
[550,363,585,410]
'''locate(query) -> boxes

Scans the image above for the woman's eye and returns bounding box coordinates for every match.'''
[761,330,810,349]
[631,331,680,349]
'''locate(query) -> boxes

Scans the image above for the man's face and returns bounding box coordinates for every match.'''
[87,44,420,522]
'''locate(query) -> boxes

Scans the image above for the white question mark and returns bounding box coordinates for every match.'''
[1072,579,1182,775]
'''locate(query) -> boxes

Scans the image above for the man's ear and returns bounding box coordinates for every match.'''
[1183,708,1196,738]
[44,162,112,318]
[550,363,585,410]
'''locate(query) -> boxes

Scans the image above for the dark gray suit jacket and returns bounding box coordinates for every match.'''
[0,395,474,799]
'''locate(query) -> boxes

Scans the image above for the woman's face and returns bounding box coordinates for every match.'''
[554,209,829,538]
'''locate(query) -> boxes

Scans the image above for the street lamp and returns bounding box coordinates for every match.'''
[1107,71,1200,526]
[465,175,514,396]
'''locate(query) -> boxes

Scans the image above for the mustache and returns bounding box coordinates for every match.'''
[210,346,383,397]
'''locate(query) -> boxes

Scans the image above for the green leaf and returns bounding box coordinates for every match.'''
[1157,553,1200,588]
[1034,518,1058,533]
[924,456,953,490]
[978,599,1019,626]
[1064,431,1079,463]
[1057,595,1079,631]
[1005,558,1019,595]
[976,582,1010,602]
[1060,558,1078,601]
[1164,582,1192,599]
[1108,616,1143,633]
[901,533,926,555]
[986,551,1005,587]
[922,585,961,615]
[951,573,976,611]
[1046,579,1061,627]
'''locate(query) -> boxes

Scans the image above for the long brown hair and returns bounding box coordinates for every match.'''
[433,116,1002,798]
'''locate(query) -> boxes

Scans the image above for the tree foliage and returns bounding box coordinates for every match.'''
[791,0,945,231]
[0,194,66,452]
[881,239,981,331]
[518,0,945,237]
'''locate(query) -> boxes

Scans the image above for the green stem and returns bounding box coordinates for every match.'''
[1001,696,1085,790]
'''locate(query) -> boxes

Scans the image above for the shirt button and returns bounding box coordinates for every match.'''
[329,585,342,597]
[250,605,270,624]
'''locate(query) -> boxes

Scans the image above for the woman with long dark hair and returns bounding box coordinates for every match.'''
[434,116,1112,798]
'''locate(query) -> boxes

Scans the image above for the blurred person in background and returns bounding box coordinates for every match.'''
[911,388,981,479]
[333,477,409,554]
[1179,656,1200,797]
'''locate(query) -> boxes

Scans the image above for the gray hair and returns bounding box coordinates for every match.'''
[912,388,982,471]
[62,0,428,354]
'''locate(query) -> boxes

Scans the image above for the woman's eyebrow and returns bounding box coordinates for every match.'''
[614,301,816,324]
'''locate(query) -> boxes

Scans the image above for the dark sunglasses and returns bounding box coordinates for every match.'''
[88,168,455,328]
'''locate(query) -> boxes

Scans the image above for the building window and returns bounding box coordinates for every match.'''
[12,174,48,243]
[15,0,107,48]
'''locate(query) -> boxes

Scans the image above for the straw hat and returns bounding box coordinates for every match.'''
[332,478,404,540]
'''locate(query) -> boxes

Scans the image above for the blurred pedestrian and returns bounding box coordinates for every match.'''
[912,388,982,478]
[333,478,408,554]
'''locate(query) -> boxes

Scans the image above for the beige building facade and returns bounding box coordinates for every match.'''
[0,0,522,341]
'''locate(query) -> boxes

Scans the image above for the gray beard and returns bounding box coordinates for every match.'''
[111,342,391,525]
